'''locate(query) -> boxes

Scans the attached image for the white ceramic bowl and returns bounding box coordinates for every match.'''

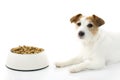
[6,52,49,71]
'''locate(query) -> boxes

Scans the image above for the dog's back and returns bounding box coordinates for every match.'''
[96,30,120,64]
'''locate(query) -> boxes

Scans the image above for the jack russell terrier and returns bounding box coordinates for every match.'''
[55,13,120,73]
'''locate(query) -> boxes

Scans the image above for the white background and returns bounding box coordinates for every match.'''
[1,0,120,80]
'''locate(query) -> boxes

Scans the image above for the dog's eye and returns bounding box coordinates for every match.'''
[87,23,93,28]
[77,22,81,26]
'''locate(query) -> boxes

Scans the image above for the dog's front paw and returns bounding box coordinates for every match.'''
[69,67,80,73]
[55,62,66,68]
[69,66,83,73]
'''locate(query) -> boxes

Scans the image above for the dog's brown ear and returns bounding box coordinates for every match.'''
[70,14,82,23]
[92,15,105,27]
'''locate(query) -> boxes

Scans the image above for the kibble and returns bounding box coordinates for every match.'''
[11,45,44,54]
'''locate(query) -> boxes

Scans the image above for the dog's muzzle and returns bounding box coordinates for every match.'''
[78,31,85,38]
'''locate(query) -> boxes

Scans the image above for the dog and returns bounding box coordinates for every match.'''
[55,13,120,73]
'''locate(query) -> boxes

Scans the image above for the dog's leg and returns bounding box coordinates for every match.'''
[55,56,83,68]
[69,58,105,73]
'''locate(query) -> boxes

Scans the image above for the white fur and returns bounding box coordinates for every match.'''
[55,16,120,73]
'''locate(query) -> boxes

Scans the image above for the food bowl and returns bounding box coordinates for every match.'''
[6,46,49,71]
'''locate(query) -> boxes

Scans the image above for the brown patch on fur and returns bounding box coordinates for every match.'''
[86,15,105,35]
[89,25,98,35]
[70,14,82,23]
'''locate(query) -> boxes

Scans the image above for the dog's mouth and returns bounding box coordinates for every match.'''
[78,36,84,39]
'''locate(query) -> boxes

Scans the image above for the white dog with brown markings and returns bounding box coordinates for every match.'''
[55,13,120,73]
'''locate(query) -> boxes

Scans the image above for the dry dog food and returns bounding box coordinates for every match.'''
[11,45,44,54]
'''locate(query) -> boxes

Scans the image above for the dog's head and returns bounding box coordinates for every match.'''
[70,14,105,40]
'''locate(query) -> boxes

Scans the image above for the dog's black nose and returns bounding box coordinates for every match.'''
[78,31,85,37]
